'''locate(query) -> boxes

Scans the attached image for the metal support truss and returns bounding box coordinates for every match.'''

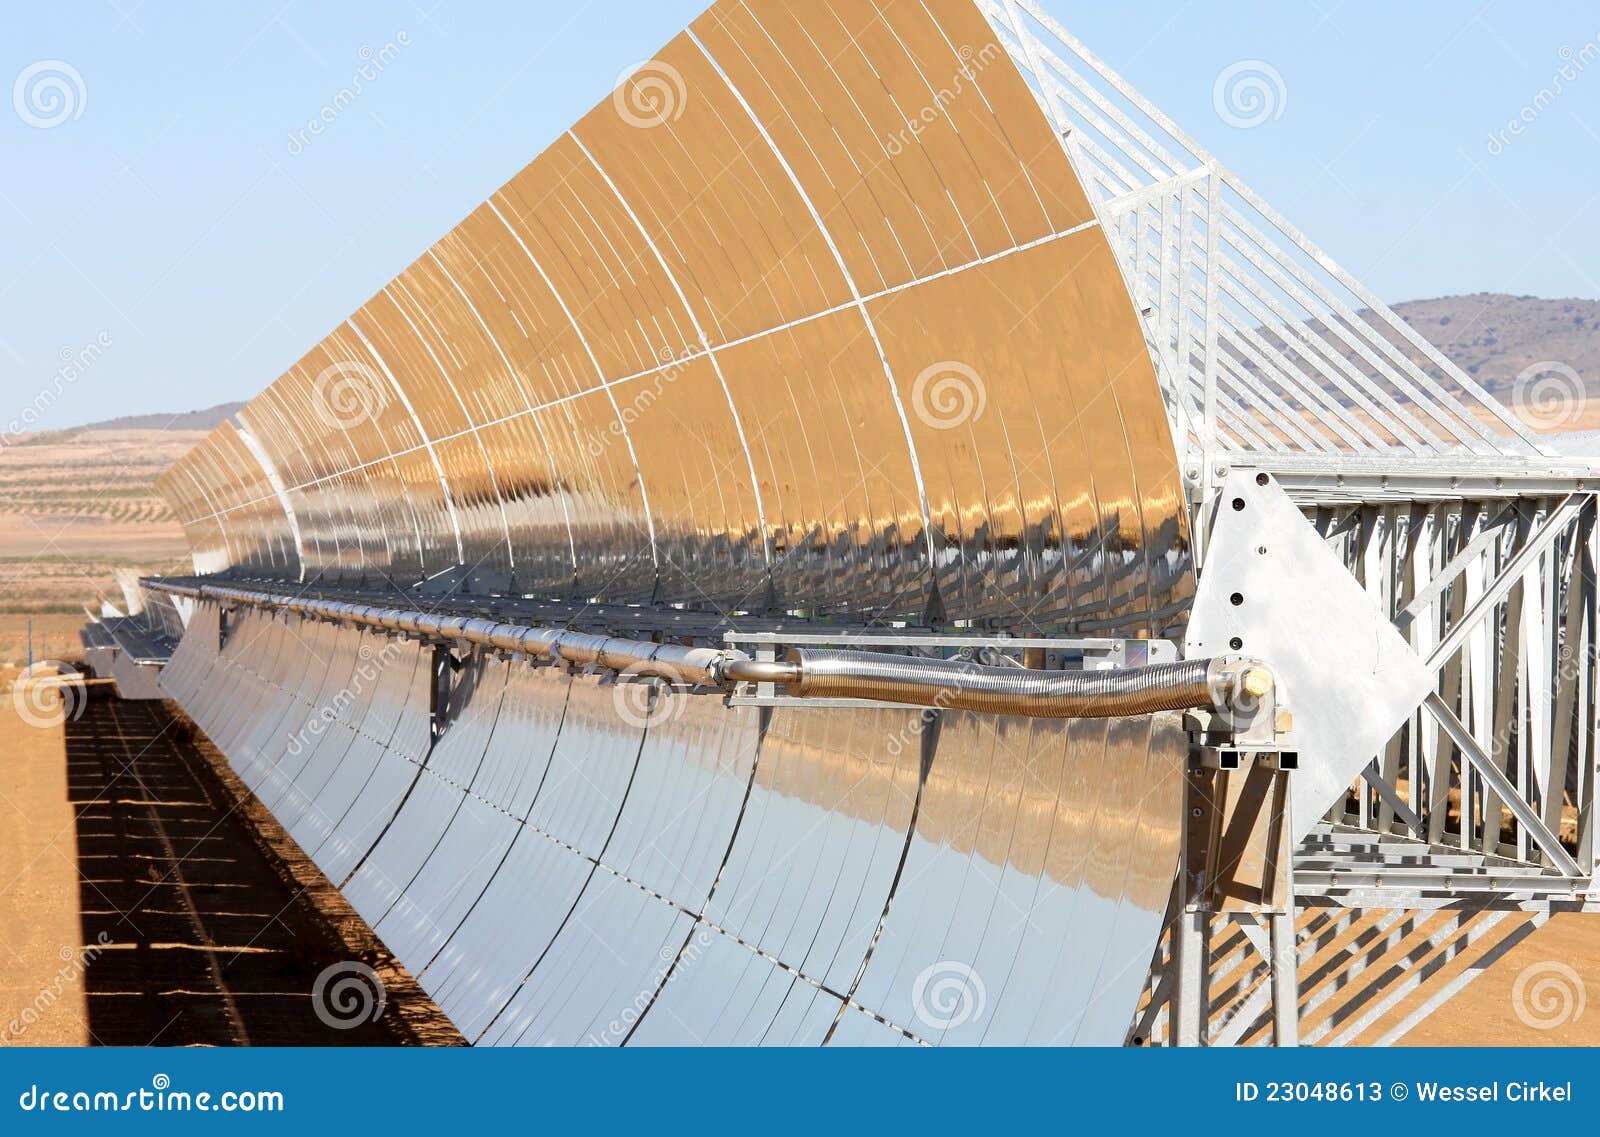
[1145,489,1600,1047]
[1124,479,1598,1046]
[428,643,460,746]
[986,0,1550,480]
[1295,492,1599,889]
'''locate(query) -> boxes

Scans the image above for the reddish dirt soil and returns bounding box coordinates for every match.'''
[2,687,459,1046]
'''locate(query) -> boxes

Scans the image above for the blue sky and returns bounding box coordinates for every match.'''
[3,0,1597,431]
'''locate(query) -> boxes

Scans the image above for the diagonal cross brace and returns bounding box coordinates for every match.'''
[1424,495,1583,674]
[1423,691,1583,877]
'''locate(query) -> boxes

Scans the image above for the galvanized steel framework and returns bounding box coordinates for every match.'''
[137,0,1600,1046]
[988,0,1600,1043]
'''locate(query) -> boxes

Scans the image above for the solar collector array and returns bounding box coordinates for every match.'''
[158,0,1190,637]
[154,0,1196,1045]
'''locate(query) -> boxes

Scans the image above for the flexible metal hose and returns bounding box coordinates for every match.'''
[784,649,1240,718]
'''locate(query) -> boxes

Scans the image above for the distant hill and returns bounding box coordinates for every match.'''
[1176,291,1597,427]
[75,401,245,432]
[12,400,246,447]
[1391,293,1600,397]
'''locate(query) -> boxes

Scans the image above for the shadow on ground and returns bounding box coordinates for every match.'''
[65,696,453,1045]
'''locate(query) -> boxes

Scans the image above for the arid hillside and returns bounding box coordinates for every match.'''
[1393,294,1600,398]
[0,428,200,675]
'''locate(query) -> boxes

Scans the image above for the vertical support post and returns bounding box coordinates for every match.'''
[1584,498,1600,888]
[1270,910,1299,1047]
[1173,752,1215,1047]
[1549,516,1583,845]
[1269,770,1299,1047]
[1355,506,1382,829]
[1173,908,1207,1048]
[1433,503,1475,845]
[1464,511,1493,851]
[1174,739,1298,1047]
[429,643,452,746]
[1199,170,1222,547]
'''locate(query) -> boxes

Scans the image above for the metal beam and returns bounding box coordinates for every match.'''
[1423,691,1584,877]
[1361,767,1425,835]
[1425,496,1584,674]
[1393,503,1517,634]
[1230,458,1600,506]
